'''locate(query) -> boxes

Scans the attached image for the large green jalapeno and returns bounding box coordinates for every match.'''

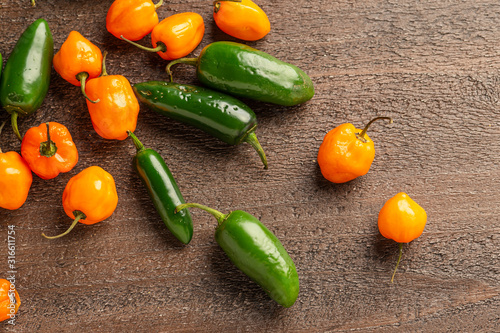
[128,131,193,244]
[133,81,268,168]
[0,19,53,140]
[166,41,314,106]
[175,203,299,307]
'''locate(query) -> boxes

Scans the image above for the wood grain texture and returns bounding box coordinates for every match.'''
[0,0,499,332]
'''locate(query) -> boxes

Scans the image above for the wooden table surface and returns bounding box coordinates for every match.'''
[0,0,499,332]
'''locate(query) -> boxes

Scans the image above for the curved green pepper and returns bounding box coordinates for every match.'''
[166,41,314,106]
[133,81,268,169]
[0,19,53,140]
[128,131,193,244]
[175,203,299,307]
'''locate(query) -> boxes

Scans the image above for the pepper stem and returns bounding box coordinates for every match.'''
[42,211,87,239]
[213,0,242,13]
[76,72,99,103]
[0,120,7,153]
[165,58,198,82]
[154,0,163,9]
[101,51,109,76]
[244,130,268,169]
[39,122,58,158]
[391,243,403,283]
[127,131,145,153]
[121,35,166,53]
[11,112,22,141]
[356,116,393,143]
[175,203,227,226]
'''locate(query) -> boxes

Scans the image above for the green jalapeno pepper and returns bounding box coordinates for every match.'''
[128,131,193,244]
[0,19,53,140]
[175,203,299,307]
[133,81,268,169]
[166,41,314,106]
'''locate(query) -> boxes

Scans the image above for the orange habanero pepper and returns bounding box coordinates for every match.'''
[0,279,20,322]
[42,166,118,239]
[378,192,427,282]
[317,117,392,184]
[85,52,140,140]
[213,0,270,41]
[21,122,78,180]
[53,31,103,103]
[0,121,32,210]
[121,12,205,61]
[106,0,164,41]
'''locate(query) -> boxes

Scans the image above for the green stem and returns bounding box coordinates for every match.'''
[76,72,99,103]
[121,35,166,53]
[165,57,198,82]
[31,0,35,6]
[154,0,163,9]
[356,116,393,143]
[175,203,227,226]
[0,120,6,135]
[11,112,22,141]
[244,130,268,169]
[42,211,86,239]
[127,130,145,153]
[0,120,7,153]
[101,51,109,76]
[391,243,403,283]
[39,122,58,158]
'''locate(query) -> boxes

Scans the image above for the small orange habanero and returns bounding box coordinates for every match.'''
[121,12,205,61]
[213,0,270,41]
[317,117,392,183]
[53,31,103,103]
[21,122,78,180]
[43,166,119,239]
[0,151,32,210]
[378,192,427,282]
[85,52,140,140]
[106,0,164,41]
[0,121,32,210]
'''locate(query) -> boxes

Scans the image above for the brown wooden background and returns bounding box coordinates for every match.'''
[0,0,499,332]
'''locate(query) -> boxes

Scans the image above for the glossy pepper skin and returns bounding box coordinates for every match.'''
[85,53,140,140]
[121,12,205,61]
[0,279,21,322]
[0,120,32,210]
[0,19,53,141]
[21,122,78,180]
[378,192,427,282]
[128,131,193,244]
[378,192,427,244]
[42,166,118,239]
[175,203,299,307]
[214,0,270,41]
[133,81,268,168]
[317,117,392,183]
[53,31,103,103]
[106,0,163,41]
[166,41,314,106]
[0,152,32,210]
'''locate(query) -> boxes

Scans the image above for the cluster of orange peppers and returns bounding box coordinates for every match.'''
[317,117,428,281]
[106,0,270,60]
